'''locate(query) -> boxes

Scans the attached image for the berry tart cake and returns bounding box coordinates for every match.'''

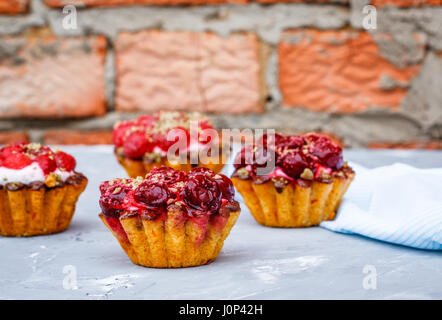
[99,167,240,268]
[0,142,87,236]
[231,133,354,228]
[113,111,228,178]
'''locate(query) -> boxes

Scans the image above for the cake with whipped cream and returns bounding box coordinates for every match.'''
[113,111,228,178]
[0,142,87,236]
[231,133,354,227]
[98,166,240,268]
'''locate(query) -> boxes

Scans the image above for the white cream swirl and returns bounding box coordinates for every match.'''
[0,162,75,186]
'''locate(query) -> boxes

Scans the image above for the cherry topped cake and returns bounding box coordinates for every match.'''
[113,111,227,178]
[0,142,87,236]
[99,166,240,268]
[231,133,354,227]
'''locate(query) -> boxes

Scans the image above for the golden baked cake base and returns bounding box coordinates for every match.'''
[100,208,240,268]
[232,173,354,228]
[0,177,87,236]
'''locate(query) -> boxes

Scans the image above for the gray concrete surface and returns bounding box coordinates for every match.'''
[0,146,441,300]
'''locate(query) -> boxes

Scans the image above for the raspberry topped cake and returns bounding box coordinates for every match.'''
[113,111,227,178]
[0,142,87,236]
[232,133,354,227]
[99,167,240,268]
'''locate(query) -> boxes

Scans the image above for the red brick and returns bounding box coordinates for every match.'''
[0,0,29,14]
[371,0,441,7]
[115,31,263,114]
[256,0,347,3]
[43,129,113,145]
[368,141,442,150]
[43,0,247,7]
[279,30,423,113]
[0,131,29,144]
[0,30,107,118]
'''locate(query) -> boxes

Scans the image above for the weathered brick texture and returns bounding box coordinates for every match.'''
[256,0,347,3]
[0,31,107,118]
[279,30,423,113]
[371,0,442,7]
[43,0,247,7]
[0,0,29,14]
[0,131,29,144]
[44,129,113,144]
[115,31,263,114]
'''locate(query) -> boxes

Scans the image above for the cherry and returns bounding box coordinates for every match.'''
[188,167,213,177]
[184,173,221,212]
[54,151,76,171]
[99,183,130,217]
[148,166,186,185]
[214,174,235,201]
[233,145,255,169]
[307,135,343,169]
[280,149,313,178]
[134,181,169,209]
[259,133,284,149]
[123,130,153,159]
[276,135,306,150]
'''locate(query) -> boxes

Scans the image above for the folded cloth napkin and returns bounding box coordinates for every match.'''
[320,163,442,250]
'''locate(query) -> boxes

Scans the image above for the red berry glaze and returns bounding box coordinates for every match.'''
[98,167,236,220]
[233,133,346,182]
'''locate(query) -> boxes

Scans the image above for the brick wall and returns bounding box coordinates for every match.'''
[0,0,441,148]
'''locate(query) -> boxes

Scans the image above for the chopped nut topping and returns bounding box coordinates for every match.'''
[300,168,314,180]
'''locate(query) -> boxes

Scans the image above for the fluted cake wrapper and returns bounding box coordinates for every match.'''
[100,207,240,268]
[115,151,228,178]
[232,173,354,228]
[0,176,87,236]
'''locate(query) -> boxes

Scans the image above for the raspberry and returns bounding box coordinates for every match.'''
[54,151,76,172]
[184,173,221,212]
[137,115,155,127]
[112,120,136,147]
[155,127,190,152]
[1,151,32,169]
[134,181,169,209]
[0,143,24,158]
[280,149,313,178]
[36,154,57,174]
[123,130,153,159]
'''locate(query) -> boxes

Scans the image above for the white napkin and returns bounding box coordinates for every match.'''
[320,163,442,250]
